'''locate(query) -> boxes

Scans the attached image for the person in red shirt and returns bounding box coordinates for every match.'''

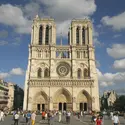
[96,116,102,125]
[42,111,45,120]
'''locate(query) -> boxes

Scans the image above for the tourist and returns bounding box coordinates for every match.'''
[31,111,36,125]
[112,113,120,125]
[26,111,31,125]
[58,111,62,122]
[42,111,45,120]
[14,111,20,125]
[96,116,102,125]
[0,110,5,121]
[67,111,71,124]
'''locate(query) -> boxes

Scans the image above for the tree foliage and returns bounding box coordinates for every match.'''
[113,95,125,111]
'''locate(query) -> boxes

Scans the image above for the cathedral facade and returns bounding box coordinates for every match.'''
[23,16,100,112]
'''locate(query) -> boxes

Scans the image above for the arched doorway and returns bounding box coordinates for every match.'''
[53,88,72,111]
[77,90,91,111]
[33,91,48,111]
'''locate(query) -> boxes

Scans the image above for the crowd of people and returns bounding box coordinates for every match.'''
[0,109,122,125]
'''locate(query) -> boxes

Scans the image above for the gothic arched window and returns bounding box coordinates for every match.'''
[39,26,43,45]
[76,27,79,45]
[45,25,49,45]
[37,68,42,78]
[82,28,85,45]
[44,68,49,78]
[77,68,82,79]
[84,68,88,78]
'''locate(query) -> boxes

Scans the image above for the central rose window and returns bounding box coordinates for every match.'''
[56,62,70,77]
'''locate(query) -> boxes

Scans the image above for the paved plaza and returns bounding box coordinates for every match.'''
[0,115,125,125]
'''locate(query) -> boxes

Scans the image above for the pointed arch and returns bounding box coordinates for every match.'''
[44,68,49,78]
[82,27,85,45]
[77,68,82,79]
[33,90,48,104]
[39,25,43,45]
[53,88,72,103]
[37,68,42,78]
[45,25,49,45]
[76,26,80,45]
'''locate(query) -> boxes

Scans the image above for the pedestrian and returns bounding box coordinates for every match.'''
[67,111,71,124]
[31,111,36,125]
[112,113,120,125]
[26,111,31,125]
[0,110,5,121]
[14,111,19,125]
[42,111,45,120]
[96,116,102,125]
[78,112,80,119]
[58,111,62,122]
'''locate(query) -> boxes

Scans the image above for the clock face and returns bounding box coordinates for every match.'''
[56,62,70,77]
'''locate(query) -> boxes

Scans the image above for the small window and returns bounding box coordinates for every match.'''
[44,68,49,78]
[39,26,43,45]
[82,28,85,45]
[45,25,49,45]
[84,68,88,78]
[38,68,42,78]
[77,68,82,79]
[76,27,80,45]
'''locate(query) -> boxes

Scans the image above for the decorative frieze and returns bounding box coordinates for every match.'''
[28,79,94,87]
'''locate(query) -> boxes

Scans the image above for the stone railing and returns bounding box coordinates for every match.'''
[28,78,94,87]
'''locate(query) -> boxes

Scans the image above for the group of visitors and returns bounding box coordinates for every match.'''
[13,110,36,125]
[91,111,120,125]
[58,110,71,123]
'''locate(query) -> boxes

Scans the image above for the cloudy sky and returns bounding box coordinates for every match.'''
[0,0,125,94]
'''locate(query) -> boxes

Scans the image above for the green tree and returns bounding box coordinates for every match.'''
[113,95,125,111]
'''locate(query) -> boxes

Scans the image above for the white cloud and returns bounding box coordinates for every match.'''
[97,68,125,87]
[0,1,97,36]
[23,2,41,19]
[10,68,24,75]
[113,58,125,70]
[101,11,125,31]
[107,44,125,59]
[0,41,8,46]
[0,4,31,34]
[36,0,96,37]
[113,34,121,38]
[0,72,10,79]
[38,0,96,21]
[0,67,24,79]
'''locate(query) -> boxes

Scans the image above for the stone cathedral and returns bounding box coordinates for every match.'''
[23,15,100,112]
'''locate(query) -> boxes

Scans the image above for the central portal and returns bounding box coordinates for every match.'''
[58,102,67,111]
[53,88,72,111]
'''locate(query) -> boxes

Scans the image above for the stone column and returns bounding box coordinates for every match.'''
[31,25,34,45]
[42,25,46,45]
[85,27,88,45]
[70,27,71,45]
[52,25,56,45]
[72,25,76,45]
[88,26,92,45]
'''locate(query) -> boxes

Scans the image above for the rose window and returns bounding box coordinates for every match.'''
[56,62,70,77]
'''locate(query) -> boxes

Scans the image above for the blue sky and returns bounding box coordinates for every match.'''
[0,0,125,94]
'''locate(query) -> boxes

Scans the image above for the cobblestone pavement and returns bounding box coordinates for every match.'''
[0,115,125,125]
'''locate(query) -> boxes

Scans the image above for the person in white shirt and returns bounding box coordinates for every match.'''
[112,113,120,125]
[0,110,5,121]
[58,111,62,122]
[14,112,19,125]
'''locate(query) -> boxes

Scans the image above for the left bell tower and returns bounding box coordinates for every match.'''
[31,15,56,45]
